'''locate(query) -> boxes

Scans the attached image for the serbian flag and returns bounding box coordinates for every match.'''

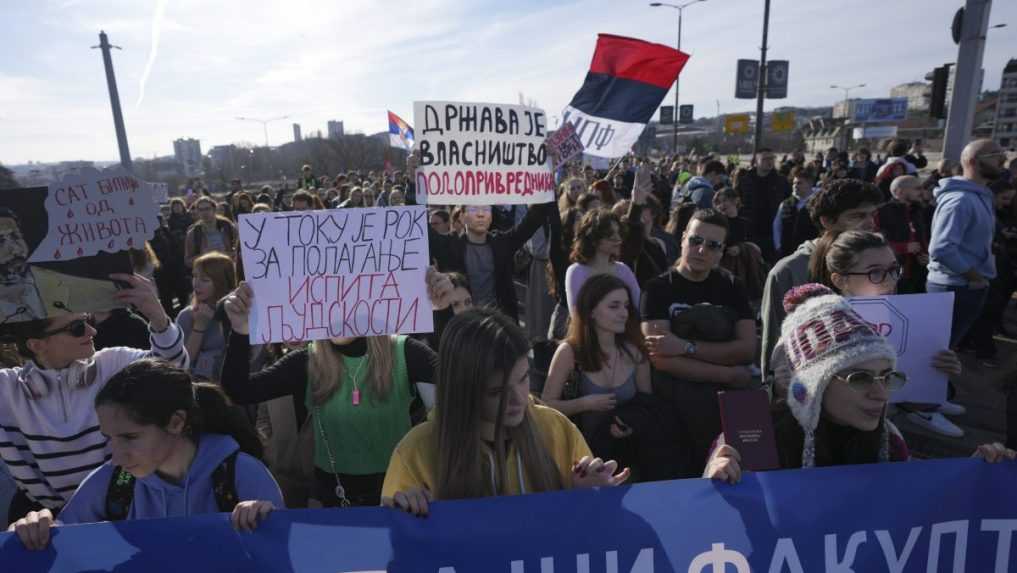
[388,111,414,150]
[563,34,689,158]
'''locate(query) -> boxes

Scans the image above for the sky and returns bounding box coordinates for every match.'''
[2,0,1016,165]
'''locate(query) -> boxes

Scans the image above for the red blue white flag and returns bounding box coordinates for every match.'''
[388,111,414,150]
[563,34,689,158]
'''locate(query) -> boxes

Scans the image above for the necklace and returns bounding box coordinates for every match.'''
[348,356,368,406]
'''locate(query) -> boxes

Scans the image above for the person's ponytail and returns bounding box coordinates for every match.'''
[97,358,262,459]
[191,383,263,459]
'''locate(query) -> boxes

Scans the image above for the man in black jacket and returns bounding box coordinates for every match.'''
[428,202,551,323]
[737,148,791,263]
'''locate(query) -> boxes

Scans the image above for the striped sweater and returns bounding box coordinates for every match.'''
[0,324,187,509]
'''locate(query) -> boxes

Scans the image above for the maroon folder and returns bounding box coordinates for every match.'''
[718,389,779,471]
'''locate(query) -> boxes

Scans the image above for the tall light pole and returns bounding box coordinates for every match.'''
[650,0,707,153]
[92,31,132,170]
[830,83,865,151]
[752,0,771,158]
[235,115,291,147]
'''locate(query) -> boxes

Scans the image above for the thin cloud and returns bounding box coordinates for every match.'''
[135,0,170,109]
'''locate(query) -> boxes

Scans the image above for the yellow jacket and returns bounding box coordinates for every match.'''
[381,403,592,499]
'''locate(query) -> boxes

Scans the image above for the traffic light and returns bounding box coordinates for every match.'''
[929,65,950,119]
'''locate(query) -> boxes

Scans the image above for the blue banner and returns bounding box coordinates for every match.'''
[2,459,1015,572]
[853,97,909,123]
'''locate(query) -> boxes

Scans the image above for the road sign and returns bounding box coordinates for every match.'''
[735,60,758,99]
[771,111,795,132]
[660,106,674,125]
[766,60,789,99]
[724,114,751,135]
[679,105,694,124]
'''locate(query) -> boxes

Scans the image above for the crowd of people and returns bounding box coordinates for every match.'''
[3,137,1017,548]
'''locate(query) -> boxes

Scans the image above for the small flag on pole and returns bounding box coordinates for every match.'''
[388,111,414,150]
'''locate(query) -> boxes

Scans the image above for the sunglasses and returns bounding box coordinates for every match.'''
[687,234,725,252]
[840,265,902,285]
[833,369,907,393]
[41,315,95,338]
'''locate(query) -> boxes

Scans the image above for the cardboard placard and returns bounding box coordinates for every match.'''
[238,206,433,343]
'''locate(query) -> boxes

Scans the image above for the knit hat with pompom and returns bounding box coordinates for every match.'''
[778,283,897,467]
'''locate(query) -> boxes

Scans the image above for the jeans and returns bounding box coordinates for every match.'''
[926,282,990,348]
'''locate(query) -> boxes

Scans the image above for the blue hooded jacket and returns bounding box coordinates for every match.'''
[927,177,996,286]
[58,433,283,523]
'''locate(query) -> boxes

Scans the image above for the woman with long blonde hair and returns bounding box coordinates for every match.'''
[220,275,448,507]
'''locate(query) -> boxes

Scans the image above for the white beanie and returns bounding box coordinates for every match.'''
[778,284,897,467]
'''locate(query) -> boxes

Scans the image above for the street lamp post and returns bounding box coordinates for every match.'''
[830,83,865,151]
[235,115,291,147]
[650,0,706,154]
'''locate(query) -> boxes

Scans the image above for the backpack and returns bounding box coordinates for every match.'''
[104,451,240,521]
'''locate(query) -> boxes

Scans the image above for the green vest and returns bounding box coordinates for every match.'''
[307,336,411,475]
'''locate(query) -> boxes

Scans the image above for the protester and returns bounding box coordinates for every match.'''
[713,187,766,303]
[381,308,629,516]
[429,209,451,235]
[773,166,817,259]
[298,164,317,190]
[641,209,757,477]
[7,359,283,550]
[185,196,238,268]
[874,175,929,294]
[176,252,236,382]
[672,160,723,211]
[738,148,791,263]
[0,273,187,525]
[760,179,883,381]
[850,148,878,183]
[927,139,1005,349]
[428,201,552,324]
[799,230,965,436]
[705,284,1015,481]
[542,275,652,464]
[565,209,640,315]
[964,179,1017,368]
[219,276,449,507]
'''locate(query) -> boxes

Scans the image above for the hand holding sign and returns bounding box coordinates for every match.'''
[224,282,254,336]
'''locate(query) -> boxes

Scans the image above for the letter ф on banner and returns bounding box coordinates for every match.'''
[4,458,1015,573]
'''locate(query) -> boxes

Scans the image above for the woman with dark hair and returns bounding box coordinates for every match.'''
[541,275,652,468]
[176,252,237,381]
[220,275,449,508]
[230,192,254,221]
[9,358,282,549]
[381,308,629,516]
[791,230,965,437]
[564,210,639,316]
[0,274,186,526]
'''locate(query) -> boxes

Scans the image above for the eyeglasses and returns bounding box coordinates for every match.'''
[41,315,94,338]
[833,370,908,392]
[687,234,725,252]
[840,265,902,285]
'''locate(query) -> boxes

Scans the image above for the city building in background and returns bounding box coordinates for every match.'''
[172,138,202,176]
[890,82,930,112]
[327,120,345,140]
[992,58,1017,149]
[293,123,302,142]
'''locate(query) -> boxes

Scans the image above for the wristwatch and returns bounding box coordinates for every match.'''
[684,341,697,356]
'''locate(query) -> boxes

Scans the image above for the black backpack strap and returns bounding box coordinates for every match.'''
[211,451,240,512]
[105,467,136,521]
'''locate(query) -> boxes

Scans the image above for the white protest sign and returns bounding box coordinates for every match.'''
[546,121,585,170]
[28,166,159,262]
[149,182,169,206]
[849,292,954,404]
[238,206,433,344]
[413,101,555,205]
